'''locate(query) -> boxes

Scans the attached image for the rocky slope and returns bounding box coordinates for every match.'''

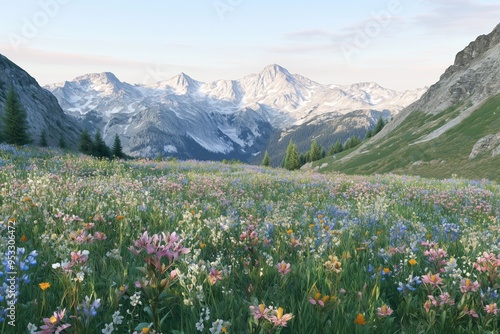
[324,23,500,181]
[0,54,81,148]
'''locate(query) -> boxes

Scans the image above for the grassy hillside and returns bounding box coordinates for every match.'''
[320,95,500,181]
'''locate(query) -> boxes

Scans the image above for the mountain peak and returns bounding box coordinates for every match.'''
[73,72,122,87]
[163,72,200,94]
[79,71,119,81]
[442,23,500,81]
[351,82,386,90]
[260,64,291,77]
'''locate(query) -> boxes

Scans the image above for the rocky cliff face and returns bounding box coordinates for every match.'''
[0,54,81,147]
[411,23,500,115]
[333,22,500,177]
[369,23,500,143]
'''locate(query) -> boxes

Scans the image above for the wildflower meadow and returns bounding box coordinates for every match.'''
[0,144,499,333]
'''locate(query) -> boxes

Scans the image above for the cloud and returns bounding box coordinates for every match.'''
[272,0,500,57]
[412,0,500,34]
[0,45,150,68]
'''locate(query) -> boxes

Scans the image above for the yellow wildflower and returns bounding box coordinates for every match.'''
[354,313,366,326]
[39,282,50,290]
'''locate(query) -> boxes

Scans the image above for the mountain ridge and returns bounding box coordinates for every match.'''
[46,65,425,160]
[321,23,500,181]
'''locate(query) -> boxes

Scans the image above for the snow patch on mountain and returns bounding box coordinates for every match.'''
[46,64,426,158]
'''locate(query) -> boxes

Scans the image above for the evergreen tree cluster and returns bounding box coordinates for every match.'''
[372,116,387,137]
[280,139,327,170]
[79,129,125,159]
[343,135,362,150]
[0,86,72,149]
[278,120,386,171]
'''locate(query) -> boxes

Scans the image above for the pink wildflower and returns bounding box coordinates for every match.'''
[289,237,302,248]
[129,231,190,270]
[463,306,479,318]
[438,292,455,306]
[421,272,443,289]
[70,250,89,264]
[459,278,480,294]
[428,295,438,307]
[267,307,294,327]
[423,300,431,313]
[484,303,499,315]
[94,231,107,240]
[208,268,224,285]
[376,304,394,317]
[276,261,291,276]
[249,303,270,320]
[424,248,448,271]
[309,292,325,307]
[37,308,71,334]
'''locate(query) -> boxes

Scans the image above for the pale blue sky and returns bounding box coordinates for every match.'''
[1,0,499,90]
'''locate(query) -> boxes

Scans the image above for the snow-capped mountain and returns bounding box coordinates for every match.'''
[46,65,426,160]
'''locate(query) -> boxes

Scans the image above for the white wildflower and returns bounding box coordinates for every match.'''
[101,322,114,334]
[112,311,124,325]
[130,291,142,307]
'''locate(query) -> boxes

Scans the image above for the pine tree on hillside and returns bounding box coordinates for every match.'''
[328,144,335,156]
[261,150,270,167]
[373,116,385,135]
[2,86,31,145]
[79,129,93,155]
[300,153,308,165]
[344,135,362,150]
[309,139,322,162]
[330,139,344,155]
[284,140,300,171]
[92,130,110,158]
[112,134,124,159]
[40,129,48,147]
[366,129,373,139]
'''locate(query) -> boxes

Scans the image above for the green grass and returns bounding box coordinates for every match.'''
[321,95,500,181]
[0,144,499,334]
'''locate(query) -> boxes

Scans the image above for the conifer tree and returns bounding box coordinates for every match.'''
[79,129,93,155]
[112,133,124,159]
[328,144,335,156]
[284,140,300,171]
[373,116,385,135]
[92,130,110,158]
[261,150,270,167]
[332,139,343,154]
[309,139,322,162]
[2,86,30,145]
[40,129,48,147]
